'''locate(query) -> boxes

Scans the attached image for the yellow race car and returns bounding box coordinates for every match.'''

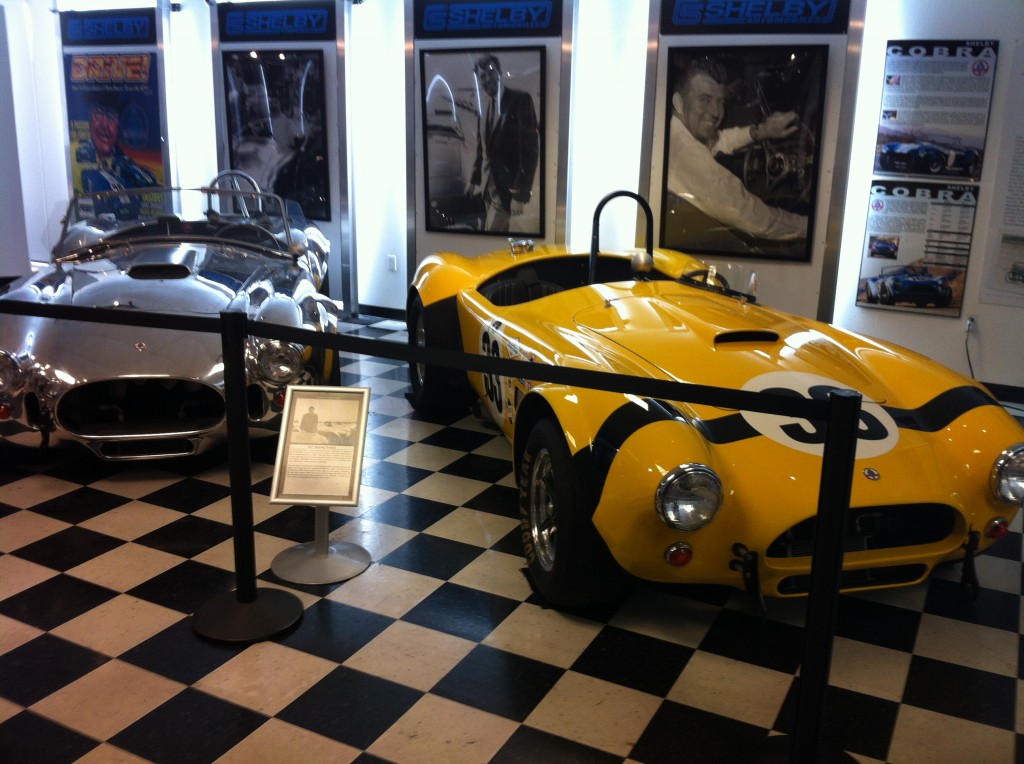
[407,194,1024,608]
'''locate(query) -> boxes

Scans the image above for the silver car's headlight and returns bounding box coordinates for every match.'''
[991,444,1024,505]
[656,464,723,531]
[256,340,304,384]
[0,351,25,395]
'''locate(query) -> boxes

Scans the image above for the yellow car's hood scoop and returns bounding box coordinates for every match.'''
[571,289,889,401]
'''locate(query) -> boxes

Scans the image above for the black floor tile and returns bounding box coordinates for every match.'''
[985,530,1022,561]
[359,460,432,492]
[380,533,484,580]
[464,483,519,518]
[139,477,232,513]
[110,688,267,764]
[571,625,694,696]
[402,582,520,642]
[120,618,246,685]
[254,504,349,543]
[492,526,525,556]
[698,607,804,674]
[421,426,496,452]
[10,526,123,571]
[363,493,457,531]
[0,634,109,706]
[441,452,513,483]
[127,559,237,614]
[923,577,1020,631]
[274,599,393,664]
[28,486,130,523]
[42,457,124,486]
[0,710,99,764]
[134,514,235,558]
[493,725,623,763]
[432,644,565,722]
[277,666,422,749]
[363,432,414,460]
[775,682,900,761]
[0,574,117,630]
[630,700,771,764]
[837,594,921,652]
[902,655,1017,730]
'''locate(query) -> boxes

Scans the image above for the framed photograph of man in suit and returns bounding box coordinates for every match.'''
[420,46,544,237]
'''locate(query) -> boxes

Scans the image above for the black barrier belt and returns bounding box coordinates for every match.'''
[0,300,833,422]
[0,298,862,758]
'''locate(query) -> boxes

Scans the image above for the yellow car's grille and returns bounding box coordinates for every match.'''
[766,503,957,558]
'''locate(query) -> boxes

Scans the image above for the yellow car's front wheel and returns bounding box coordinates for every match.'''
[518,418,624,607]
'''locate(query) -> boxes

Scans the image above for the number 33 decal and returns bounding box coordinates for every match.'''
[741,372,899,458]
[481,329,503,414]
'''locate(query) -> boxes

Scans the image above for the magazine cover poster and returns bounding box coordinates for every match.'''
[66,52,164,200]
[223,49,330,221]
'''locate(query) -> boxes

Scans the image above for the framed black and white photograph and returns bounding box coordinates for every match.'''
[421,46,544,236]
[270,386,370,506]
[223,49,330,221]
[660,45,828,262]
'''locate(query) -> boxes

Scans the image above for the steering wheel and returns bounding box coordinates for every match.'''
[217,222,283,250]
[683,268,731,291]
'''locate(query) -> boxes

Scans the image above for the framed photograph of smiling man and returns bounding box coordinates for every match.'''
[660,45,828,263]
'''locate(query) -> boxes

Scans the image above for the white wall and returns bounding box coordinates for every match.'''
[832,0,1024,388]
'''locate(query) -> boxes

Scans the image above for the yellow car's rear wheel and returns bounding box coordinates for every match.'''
[519,418,624,607]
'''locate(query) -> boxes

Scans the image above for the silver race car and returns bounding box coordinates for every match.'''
[0,172,339,460]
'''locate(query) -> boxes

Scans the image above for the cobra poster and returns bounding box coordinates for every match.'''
[874,40,997,181]
[65,52,165,198]
[856,180,976,317]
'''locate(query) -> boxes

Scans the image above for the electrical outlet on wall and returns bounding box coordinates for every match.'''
[387,255,398,273]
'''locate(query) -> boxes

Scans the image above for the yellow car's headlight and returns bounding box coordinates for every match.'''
[656,464,723,531]
[991,443,1024,505]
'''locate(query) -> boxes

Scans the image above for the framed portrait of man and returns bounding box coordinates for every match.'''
[222,49,330,221]
[660,45,828,263]
[420,46,544,237]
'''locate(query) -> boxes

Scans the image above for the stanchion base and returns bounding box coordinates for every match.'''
[271,540,372,585]
[192,587,303,643]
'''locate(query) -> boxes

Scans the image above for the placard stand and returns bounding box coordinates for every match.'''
[271,504,371,584]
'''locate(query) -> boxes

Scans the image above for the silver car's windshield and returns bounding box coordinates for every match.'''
[55,184,301,262]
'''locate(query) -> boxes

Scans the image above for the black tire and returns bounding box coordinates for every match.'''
[518,418,624,607]
[407,292,472,413]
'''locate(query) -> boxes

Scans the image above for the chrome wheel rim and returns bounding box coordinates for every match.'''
[528,447,557,572]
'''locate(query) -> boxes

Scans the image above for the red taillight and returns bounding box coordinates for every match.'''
[665,543,693,567]
[273,391,287,408]
[0,402,11,420]
[985,518,1010,540]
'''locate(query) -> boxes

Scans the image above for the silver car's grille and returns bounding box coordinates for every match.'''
[56,378,225,437]
[766,503,958,558]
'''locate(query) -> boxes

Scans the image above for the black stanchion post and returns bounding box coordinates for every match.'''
[191,310,303,642]
[790,388,862,763]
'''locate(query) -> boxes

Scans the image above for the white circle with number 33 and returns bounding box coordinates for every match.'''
[740,371,899,458]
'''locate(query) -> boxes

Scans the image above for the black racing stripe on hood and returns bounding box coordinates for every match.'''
[696,384,1000,445]
[883,385,999,431]
[694,413,760,444]
[573,397,680,509]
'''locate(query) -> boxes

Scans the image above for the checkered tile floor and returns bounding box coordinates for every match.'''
[2,317,1023,763]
